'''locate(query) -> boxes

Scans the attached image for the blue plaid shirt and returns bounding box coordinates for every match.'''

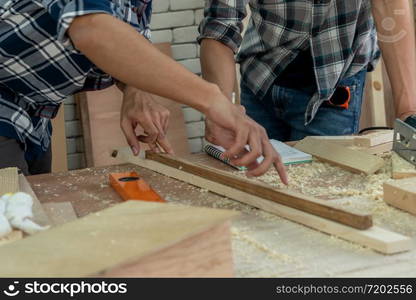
[0,0,152,160]
[198,0,380,124]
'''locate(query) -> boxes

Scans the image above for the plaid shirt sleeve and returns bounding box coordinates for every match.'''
[198,0,249,53]
[41,0,114,46]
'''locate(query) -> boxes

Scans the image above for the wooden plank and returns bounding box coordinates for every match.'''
[356,142,393,155]
[77,43,189,167]
[51,105,68,172]
[144,151,372,229]
[0,201,237,277]
[384,178,416,215]
[0,167,18,195]
[0,230,23,247]
[391,152,416,179]
[43,202,78,226]
[309,136,356,147]
[118,150,411,254]
[18,175,52,228]
[294,137,385,175]
[354,130,394,148]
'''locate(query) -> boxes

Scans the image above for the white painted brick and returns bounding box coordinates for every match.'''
[188,138,203,153]
[170,0,205,11]
[186,121,205,138]
[65,120,82,137]
[151,11,194,30]
[195,8,204,25]
[171,43,197,60]
[151,29,173,43]
[67,153,86,170]
[66,138,77,154]
[173,26,199,43]
[64,104,76,121]
[182,106,202,122]
[153,0,170,13]
[76,137,84,153]
[178,58,201,74]
[64,95,75,105]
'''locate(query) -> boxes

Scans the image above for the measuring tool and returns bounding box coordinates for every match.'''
[109,172,165,203]
[393,116,416,167]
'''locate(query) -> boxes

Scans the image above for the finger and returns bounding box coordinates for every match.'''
[246,138,275,177]
[274,157,289,185]
[230,129,262,167]
[140,114,159,144]
[223,126,249,159]
[120,119,140,156]
[157,136,174,154]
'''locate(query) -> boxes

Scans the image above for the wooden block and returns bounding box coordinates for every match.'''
[355,142,393,155]
[143,151,372,230]
[294,137,385,175]
[384,178,416,215]
[391,152,416,179]
[0,230,23,247]
[0,201,237,277]
[354,130,394,148]
[0,167,18,195]
[18,175,52,228]
[309,136,356,147]
[43,202,78,226]
[118,150,411,254]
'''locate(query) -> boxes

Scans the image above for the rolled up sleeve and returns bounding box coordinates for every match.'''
[41,0,114,45]
[197,0,248,54]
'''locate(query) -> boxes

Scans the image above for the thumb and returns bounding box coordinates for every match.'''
[121,120,140,156]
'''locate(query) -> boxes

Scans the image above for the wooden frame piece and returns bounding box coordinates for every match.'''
[384,178,416,215]
[294,137,385,175]
[118,149,411,254]
[145,151,372,230]
[391,152,416,179]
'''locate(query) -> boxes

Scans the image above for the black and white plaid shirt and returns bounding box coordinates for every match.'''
[0,0,152,160]
[198,0,380,123]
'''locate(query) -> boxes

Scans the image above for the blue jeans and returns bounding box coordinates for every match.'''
[241,69,367,141]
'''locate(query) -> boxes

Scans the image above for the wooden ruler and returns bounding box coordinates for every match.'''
[145,152,372,230]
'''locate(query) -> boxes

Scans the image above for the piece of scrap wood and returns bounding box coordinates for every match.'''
[118,150,411,254]
[354,130,394,148]
[355,142,393,155]
[391,152,416,179]
[294,137,385,175]
[43,202,78,226]
[0,230,23,247]
[384,178,416,215]
[144,151,372,230]
[0,201,237,277]
[18,175,52,227]
[309,136,356,147]
[0,167,19,195]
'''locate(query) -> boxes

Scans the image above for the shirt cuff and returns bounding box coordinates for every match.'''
[198,19,243,54]
[53,0,114,47]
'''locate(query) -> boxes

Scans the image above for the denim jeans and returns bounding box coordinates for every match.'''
[241,69,367,141]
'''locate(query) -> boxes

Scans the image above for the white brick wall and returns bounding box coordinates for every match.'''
[64,0,206,170]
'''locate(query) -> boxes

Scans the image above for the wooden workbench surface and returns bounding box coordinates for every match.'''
[28,154,416,277]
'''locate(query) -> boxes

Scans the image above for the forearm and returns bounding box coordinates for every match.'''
[372,0,416,119]
[68,13,221,113]
[200,39,237,100]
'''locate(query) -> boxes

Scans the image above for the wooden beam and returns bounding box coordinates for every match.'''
[119,150,411,254]
[294,137,385,175]
[145,151,372,229]
[391,152,416,179]
[384,178,416,215]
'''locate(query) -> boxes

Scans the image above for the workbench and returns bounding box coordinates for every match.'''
[28,154,416,277]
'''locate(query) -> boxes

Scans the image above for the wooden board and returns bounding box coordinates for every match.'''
[18,175,52,228]
[391,152,416,179]
[51,105,68,172]
[294,137,385,175]
[43,202,78,226]
[384,178,416,215]
[118,150,412,254]
[0,201,237,277]
[0,167,18,195]
[354,130,394,148]
[143,151,372,229]
[0,230,23,247]
[77,43,189,167]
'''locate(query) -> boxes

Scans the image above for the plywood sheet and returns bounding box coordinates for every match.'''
[0,201,237,277]
[78,43,189,167]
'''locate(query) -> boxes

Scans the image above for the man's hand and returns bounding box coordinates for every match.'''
[205,98,288,184]
[120,86,173,155]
